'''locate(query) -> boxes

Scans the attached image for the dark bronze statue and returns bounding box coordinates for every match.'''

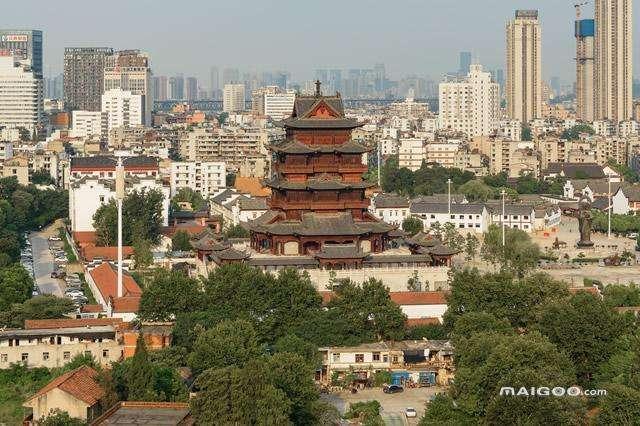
[577,195,594,248]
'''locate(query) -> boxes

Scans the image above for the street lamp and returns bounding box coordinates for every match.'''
[501,189,506,247]
[447,178,452,218]
[115,156,125,298]
[377,139,381,188]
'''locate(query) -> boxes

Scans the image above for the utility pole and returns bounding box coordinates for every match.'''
[447,178,452,218]
[501,189,506,247]
[377,139,381,188]
[608,174,612,239]
[115,156,125,298]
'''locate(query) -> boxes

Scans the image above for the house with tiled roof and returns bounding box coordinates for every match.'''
[369,193,410,226]
[91,401,192,425]
[23,365,105,423]
[86,262,142,321]
[612,185,640,215]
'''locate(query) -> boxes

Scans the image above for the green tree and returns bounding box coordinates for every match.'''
[521,125,532,141]
[444,269,569,330]
[217,112,229,126]
[171,230,192,252]
[419,394,475,425]
[223,224,249,238]
[132,238,154,270]
[402,216,423,236]
[344,401,384,425]
[596,383,640,425]
[190,365,291,424]
[482,225,541,276]
[405,323,447,340]
[442,222,465,251]
[561,124,595,140]
[602,283,640,308]
[171,188,206,212]
[126,335,157,401]
[30,170,56,186]
[138,269,202,321]
[273,334,320,367]
[0,295,76,328]
[450,312,514,344]
[38,409,87,426]
[93,188,164,246]
[532,292,634,385]
[607,159,640,183]
[188,319,261,376]
[0,264,34,311]
[458,180,496,202]
[464,233,479,261]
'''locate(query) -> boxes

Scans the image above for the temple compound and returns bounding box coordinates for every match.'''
[195,84,456,291]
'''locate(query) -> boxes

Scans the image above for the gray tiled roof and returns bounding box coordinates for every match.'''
[373,193,410,208]
[543,162,605,179]
[315,244,368,259]
[410,202,485,215]
[71,155,158,168]
[248,212,394,236]
[266,177,374,191]
[485,202,535,216]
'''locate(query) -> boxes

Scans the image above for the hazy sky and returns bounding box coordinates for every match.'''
[4,0,640,85]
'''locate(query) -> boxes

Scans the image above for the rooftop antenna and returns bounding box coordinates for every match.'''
[574,1,589,20]
[315,80,322,97]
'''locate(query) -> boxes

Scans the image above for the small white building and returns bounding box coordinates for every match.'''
[369,193,410,226]
[487,203,536,232]
[170,161,226,197]
[398,138,425,171]
[264,91,296,120]
[71,110,107,138]
[101,88,143,132]
[410,201,490,233]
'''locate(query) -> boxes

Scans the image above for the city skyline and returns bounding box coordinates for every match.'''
[5,0,640,85]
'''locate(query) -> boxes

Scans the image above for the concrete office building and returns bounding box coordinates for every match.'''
[459,51,472,76]
[223,83,246,112]
[71,111,106,138]
[103,50,152,126]
[63,47,113,111]
[185,77,198,101]
[439,64,499,138]
[170,161,226,197]
[506,10,542,123]
[152,75,168,101]
[101,89,143,132]
[595,0,633,122]
[264,90,296,120]
[0,55,43,129]
[576,19,596,122]
[0,30,43,78]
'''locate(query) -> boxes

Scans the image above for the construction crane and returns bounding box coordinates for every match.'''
[574,1,589,20]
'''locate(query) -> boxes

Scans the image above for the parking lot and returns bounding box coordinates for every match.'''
[322,387,442,425]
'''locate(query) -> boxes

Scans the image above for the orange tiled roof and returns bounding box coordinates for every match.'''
[406,317,441,326]
[111,296,141,313]
[26,366,104,405]
[25,318,122,329]
[89,262,142,303]
[82,245,134,261]
[234,176,271,197]
[73,231,97,246]
[390,291,448,305]
[319,291,448,306]
[80,304,105,313]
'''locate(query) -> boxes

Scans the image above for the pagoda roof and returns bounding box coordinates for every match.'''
[280,91,362,130]
[265,176,375,191]
[315,244,368,259]
[192,235,230,251]
[271,139,371,154]
[248,212,394,236]
[210,248,251,262]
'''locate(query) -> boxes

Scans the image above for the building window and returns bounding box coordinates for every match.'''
[450,215,455,219]
[383,354,389,363]
[63,351,71,360]
[99,196,105,203]
[372,352,380,361]
[43,352,50,360]
[355,354,365,363]
[392,355,399,363]
[102,349,109,358]
[430,214,435,219]
[523,215,529,220]
[21,353,28,362]
[332,353,340,362]
[0,354,7,362]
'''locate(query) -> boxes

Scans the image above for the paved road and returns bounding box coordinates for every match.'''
[29,230,63,297]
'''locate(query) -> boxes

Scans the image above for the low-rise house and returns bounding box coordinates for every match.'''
[390,292,448,323]
[410,202,490,233]
[318,340,454,387]
[563,179,623,201]
[210,189,268,225]
[86,262,142,321]
[534,205,562,231]
[486,203,536,232]
[612,185,640,215]
[0,319,123,369]
[23,365,104,424]
[369,193,410,226]
[542,162,606,180]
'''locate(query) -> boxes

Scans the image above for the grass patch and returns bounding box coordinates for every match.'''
[58,228,77,262]
[77,272,97,304]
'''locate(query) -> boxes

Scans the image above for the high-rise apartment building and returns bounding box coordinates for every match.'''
[169,76,184,100]
[103,50,152,126]
[576,19,595,122]
[152,76,168,101]
[264,90,296,120]
[223,84,246,112]
[45,74,63,99]
[63,47,113,111]
[185,77,198,101]
[439,64,500,138]
[210,66,219,98]
[458,52,472,76]
[595,0,633,122]
[506,10,542,123]
[222,68,239,85]
[0,55,43,129]
[0,30,43,78]
[101,88,142,132]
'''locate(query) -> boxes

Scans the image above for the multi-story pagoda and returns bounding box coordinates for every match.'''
[249,82,394,262]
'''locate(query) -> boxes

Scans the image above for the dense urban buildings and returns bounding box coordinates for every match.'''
[103,50,152,125]
[575,18,596,121]
[0,55,43,129]
[223,83,245,112]
[595,0,633,122]
[0,29,43,78]
[506,10,542,123]
[63,47,113,111]
[439,64,499,137]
